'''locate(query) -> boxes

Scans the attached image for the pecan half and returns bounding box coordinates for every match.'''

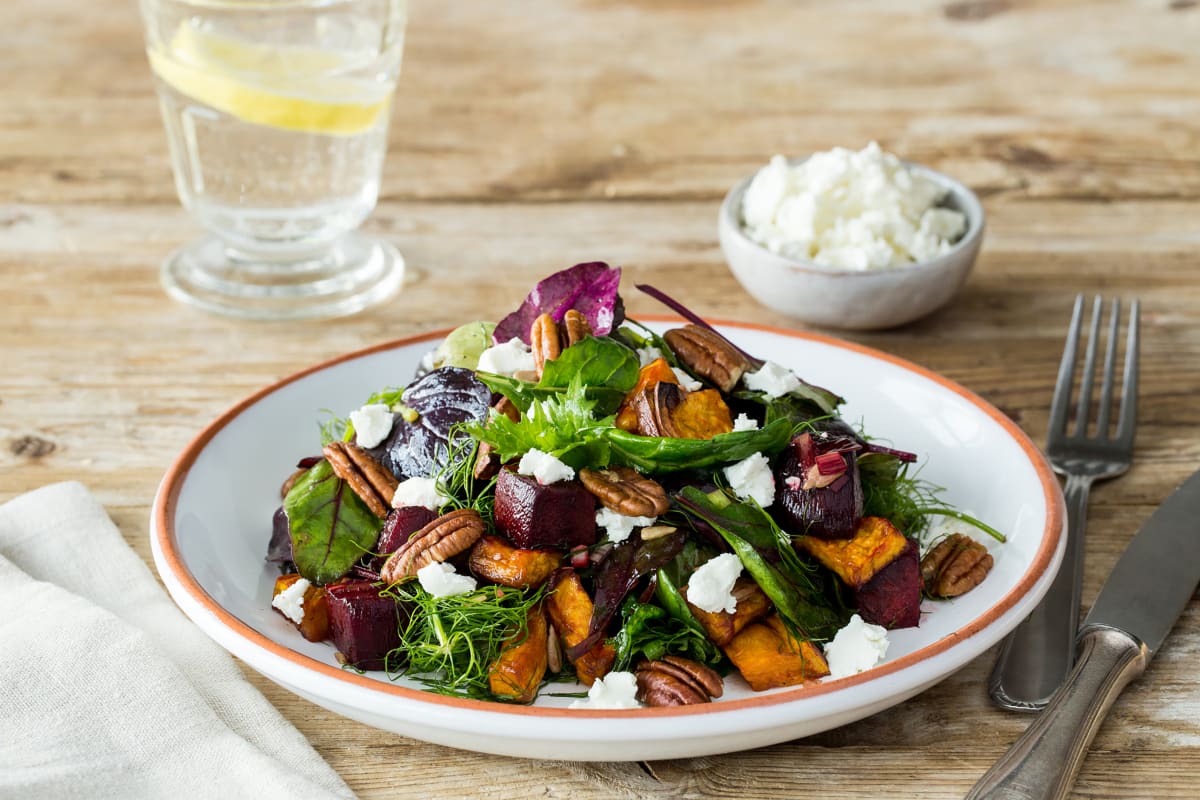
[546,622,563,674]
[280,467,308,499]
[635,655,724,707]
[663,325,753,393]
[322,441,398,518]
[579,465,670,517]
[530,313,562,378]
[561,309,592,347]
[921,533,993,597]
[381,508,486,584]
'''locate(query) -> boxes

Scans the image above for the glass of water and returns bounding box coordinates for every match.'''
[139,0,407,320]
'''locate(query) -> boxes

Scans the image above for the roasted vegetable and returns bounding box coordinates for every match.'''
[569,528,686,660]
[684,577,773,647]
[799,515,909,590]
[671,389,735,439]
[326,582,410,671]
[469,535,562,588]
[493,468,597,550]
[856,538,921,629]
[615,358,679,432]
[272,574,330,642]
[545,570,616,686]
[372,506,439,569]
[776,432,863,540]
[488,604,549,703]
[723,615,830,691]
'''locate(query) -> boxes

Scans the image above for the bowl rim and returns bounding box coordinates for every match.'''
[719,155,986,278]
[152,318,1063,721]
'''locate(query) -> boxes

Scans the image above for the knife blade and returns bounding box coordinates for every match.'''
[1080,467,1200,654]
[966,467,1200,800]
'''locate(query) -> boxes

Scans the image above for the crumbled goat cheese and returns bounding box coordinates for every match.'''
[391,476,449,511]
[272,578,310,625]
[518,448,575,485]
[741,142,967,270]
[477,338,536,377]
[732,413,759,432]
[723,452,775,508]
[743,360,801,399]
[686,553,743,614]
[568,671,641,710]
[637,346,665,367]
[824,613,890,679]
[596,507,657,544]
[672,368,702,392]
[416,562,478,598]
[349,403,395,449]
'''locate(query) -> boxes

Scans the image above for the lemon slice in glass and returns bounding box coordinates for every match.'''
[148,21,394,136]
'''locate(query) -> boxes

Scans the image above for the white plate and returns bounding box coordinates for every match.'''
[151,320,1064,761]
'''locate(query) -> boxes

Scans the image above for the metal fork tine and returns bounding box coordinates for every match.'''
[1073,295,1104,438]
[1117,298,1140,442]
[1094,298,1121,437]
[1048,294,1085,439]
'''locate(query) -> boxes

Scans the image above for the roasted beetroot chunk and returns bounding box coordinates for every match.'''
[371,506,439,570]
[325,582,411,670]
[494,467,598,550]
[775,432,863,540]
[855,539,921,629]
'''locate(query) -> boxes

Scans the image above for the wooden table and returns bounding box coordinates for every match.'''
[4,0,1199,796]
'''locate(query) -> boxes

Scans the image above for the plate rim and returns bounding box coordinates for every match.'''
[152,317,1064,720]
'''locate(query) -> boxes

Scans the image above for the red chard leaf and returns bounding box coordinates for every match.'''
[494,262,623,344]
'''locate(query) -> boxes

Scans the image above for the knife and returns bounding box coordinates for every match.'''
[965,467,1200,800]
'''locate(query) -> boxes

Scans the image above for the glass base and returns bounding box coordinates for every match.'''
[161,233,404,321]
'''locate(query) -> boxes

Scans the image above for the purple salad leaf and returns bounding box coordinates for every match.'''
[494,262,624,345]
[566,528,686,661]
[379,367,491,479]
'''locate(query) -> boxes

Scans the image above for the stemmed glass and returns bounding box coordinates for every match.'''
[139,0,408,320]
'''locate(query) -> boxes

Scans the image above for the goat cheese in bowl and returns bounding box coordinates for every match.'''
[719,143,984,330]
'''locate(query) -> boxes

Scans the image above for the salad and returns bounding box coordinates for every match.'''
[266,262,1002,708]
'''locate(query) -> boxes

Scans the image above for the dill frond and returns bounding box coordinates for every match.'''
[382,583,546,700]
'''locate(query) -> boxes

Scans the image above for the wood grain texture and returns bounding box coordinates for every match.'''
[3,0,1199,797]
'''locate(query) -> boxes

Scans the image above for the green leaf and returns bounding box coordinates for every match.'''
[675,486,846,641]
[540,335,639,396]
[653,567,720,663]
[467,374,612,470]
[611,594,722,671]
[283,459,383,585]
[604,418,793,474]
[478,335,639,417]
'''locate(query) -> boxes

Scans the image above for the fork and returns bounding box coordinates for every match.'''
[988,294,1140,711]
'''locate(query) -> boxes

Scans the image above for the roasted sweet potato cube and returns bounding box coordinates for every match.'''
[723,615,830,691]
[272,573,330,643]
[488,605,549,704]
[545,570,615,686]
[670,389,734,440]
[799,516,909,589]
[856,539,921,629]
[469,536,562,589]
[684,578,773,646]
[616,358,679,432]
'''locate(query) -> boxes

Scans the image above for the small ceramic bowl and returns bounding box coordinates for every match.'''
[718,160,985,330]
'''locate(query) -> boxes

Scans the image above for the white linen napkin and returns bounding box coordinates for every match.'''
[0,482,356,800]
